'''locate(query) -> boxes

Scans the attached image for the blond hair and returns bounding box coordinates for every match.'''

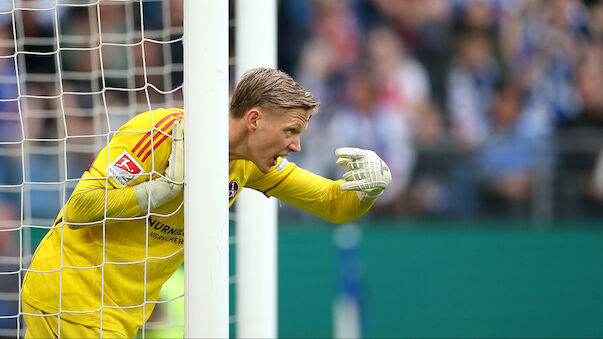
[229,67,319,119]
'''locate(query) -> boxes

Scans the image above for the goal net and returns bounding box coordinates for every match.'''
[0,0,241,337]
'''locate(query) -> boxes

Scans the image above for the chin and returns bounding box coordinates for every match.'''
[250,156,275,173]
[258,165,271,174]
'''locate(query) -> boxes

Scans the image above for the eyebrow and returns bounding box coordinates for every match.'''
[287,112,309,129]
[287,122,306,132]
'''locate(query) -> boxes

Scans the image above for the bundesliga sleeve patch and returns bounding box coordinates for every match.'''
[105,150,145,187]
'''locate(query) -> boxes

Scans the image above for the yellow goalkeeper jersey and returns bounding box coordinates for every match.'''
[22,108,373,337]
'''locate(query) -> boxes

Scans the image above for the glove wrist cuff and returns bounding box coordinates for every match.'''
[356,190,383,202]
[133,181,151,212]
[133,179,182,212]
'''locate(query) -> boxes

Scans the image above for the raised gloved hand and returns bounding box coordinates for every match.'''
[335,147,392,202]
[134,120,184,212]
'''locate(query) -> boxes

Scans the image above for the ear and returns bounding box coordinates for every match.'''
[245,107,262,131]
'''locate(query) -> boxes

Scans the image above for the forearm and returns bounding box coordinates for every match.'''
[272,168,374,223]
[63,184,142,227]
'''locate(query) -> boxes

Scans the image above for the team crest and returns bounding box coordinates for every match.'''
[106,150,144,187]
[229,180,240,201]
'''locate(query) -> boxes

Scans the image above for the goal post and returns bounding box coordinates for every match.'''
[183,0,229,338]
[234,0,278,337]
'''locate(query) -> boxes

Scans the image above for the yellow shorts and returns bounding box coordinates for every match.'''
[22,302,127,339]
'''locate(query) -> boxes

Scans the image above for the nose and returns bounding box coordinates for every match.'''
[289,134,301,153]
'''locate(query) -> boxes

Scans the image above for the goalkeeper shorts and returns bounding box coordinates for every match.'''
[22,301,127,339]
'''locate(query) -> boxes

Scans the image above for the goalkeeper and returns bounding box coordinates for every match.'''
[21,68,391,338]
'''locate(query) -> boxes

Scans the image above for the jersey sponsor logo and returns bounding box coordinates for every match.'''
[229,180,240,201]
[148,217,184,245]
[106,150,144,187]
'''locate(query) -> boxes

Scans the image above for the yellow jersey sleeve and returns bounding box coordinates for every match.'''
[63,108,184,225]
[246,158,374,223]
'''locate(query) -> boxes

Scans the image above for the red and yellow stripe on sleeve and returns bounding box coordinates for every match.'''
[131,111,183,163]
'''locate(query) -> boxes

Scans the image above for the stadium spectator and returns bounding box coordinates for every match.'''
[445,28,499,215]
[476,79,554,215]
[0,24,20,207]
[367,25,430,128]
[447,29,498,151]
[570,46,603,127]
[313,0,361,73]
[277,0,315,74]
[409,0,454,108]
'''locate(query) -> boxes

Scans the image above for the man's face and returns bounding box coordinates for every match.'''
[248,108,309,173]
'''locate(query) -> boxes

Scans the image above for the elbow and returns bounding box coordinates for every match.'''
[328,217,356,224]
[62,193,100,226]
[62,205,82,225]
[323,198,374,224]
[323,211,366,224]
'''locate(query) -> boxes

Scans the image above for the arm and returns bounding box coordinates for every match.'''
[246,148,391,223]
[63,175,142,227]
[64,112,184,228]
[270,167,374,224]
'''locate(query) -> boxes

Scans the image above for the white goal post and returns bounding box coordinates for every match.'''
[235,1,279,338]
[183,0,229,338]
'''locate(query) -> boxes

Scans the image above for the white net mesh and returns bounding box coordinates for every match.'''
[0,0,237,337]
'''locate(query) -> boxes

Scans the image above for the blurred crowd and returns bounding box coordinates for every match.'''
[278,0,603,219]
[0,0,602,228]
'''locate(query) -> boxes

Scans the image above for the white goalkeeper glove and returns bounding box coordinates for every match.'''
[134,120,184,212]
[335,147,392,202]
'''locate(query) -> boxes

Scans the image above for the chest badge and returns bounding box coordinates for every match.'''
[229,180,240,201]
